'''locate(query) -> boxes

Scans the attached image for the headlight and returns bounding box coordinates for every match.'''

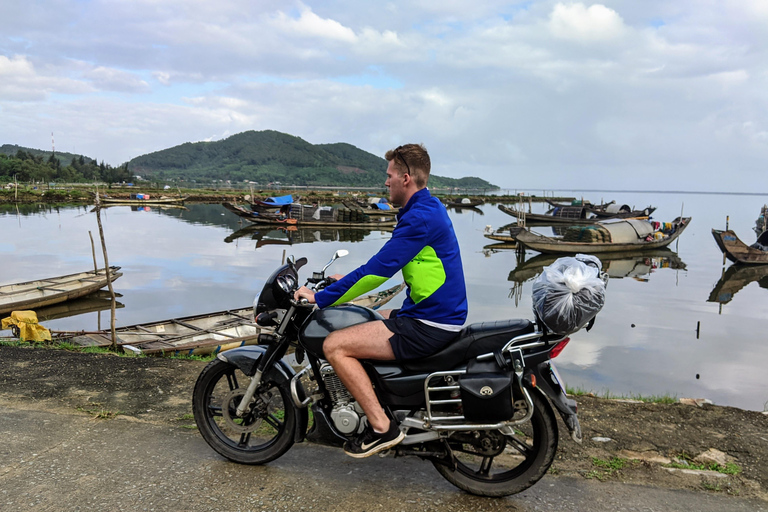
[276,274,296,294]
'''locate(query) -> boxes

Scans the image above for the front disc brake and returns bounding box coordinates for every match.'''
[220,389,264,434]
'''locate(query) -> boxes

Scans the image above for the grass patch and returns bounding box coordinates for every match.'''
[585,457,632,481]
[565,385,677,404]
[664,456,741,476]
[78,405,122,420]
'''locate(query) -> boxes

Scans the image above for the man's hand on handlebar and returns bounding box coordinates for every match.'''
[294,286,316,304]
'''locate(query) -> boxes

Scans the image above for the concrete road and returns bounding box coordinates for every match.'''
[1,402,765,512]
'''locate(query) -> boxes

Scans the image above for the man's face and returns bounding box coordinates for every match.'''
[384,159,407,205]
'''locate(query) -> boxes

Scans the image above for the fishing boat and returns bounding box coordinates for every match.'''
[483,224,517,244]
[63,283,406,356]
[99,194,187,205]
[342,199,399,216]
[444,198,484,208]
[711,229,768,265]
[508,217,691,254]
[587,202,656,219]
[223,202,397,227]
[708,263,768,305]
[498,204,596,225]
[0,267,122,316]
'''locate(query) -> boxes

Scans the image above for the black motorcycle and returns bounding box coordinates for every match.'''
[192,251,603,497]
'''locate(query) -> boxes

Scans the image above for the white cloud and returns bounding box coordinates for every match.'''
[549,3,626,42]
[271,7,357,43]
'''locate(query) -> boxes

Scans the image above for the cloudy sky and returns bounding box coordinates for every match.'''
[1,1,766,190]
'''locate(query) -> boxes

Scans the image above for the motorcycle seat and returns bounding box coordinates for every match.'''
[401,319,535,372]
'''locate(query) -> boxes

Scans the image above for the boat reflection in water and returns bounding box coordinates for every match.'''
[707,264,768,307]
[507,249,686,305]
[224,225,394,247]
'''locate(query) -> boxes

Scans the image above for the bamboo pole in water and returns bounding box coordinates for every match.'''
[94,186,118,350]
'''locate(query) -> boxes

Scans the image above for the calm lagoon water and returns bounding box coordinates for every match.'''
[1,191,767,411]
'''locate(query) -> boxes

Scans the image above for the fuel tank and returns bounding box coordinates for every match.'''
[299,305,384,359]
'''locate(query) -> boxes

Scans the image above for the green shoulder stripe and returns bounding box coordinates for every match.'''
[331,275,389,306]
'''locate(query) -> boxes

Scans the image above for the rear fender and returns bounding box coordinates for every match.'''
[528,361,582,443]
[217,346,309,443]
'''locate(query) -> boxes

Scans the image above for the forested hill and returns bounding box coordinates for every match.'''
[0,144,95,166]
[128,130,497,189]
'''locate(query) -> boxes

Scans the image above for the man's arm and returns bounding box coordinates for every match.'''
[315,214,427,308]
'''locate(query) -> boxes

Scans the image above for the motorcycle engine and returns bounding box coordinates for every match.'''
[321,363,364,435]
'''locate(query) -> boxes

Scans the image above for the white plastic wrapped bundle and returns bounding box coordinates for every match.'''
[532,254,607,335]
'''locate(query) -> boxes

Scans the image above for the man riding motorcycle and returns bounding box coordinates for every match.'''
[293,143,468,458]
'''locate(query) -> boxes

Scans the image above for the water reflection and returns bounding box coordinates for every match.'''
[707,264,768,306]
[33,291,125,322]
[224,225,395,247]
[508,249,686,285]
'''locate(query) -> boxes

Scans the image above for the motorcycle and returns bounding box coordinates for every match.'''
[192,250,605,497]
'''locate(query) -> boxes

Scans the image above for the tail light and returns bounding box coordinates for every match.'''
[549,337,570,359]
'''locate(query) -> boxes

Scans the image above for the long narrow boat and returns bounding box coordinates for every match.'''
[64,282,406,356]
[498,204,595,225]
[223,202,397,227]
[509,217,691,254]
[711,229,768,265]
[0,267,122,316]
[100,195,187,205]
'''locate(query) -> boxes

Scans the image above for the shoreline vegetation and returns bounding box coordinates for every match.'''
[0,184,574,206]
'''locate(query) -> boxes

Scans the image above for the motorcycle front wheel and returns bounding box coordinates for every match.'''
[192,358,296,464]
[432,388,558,497]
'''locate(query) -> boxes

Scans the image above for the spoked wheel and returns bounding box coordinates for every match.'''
[432,389,559,497]
[192,358,296,464]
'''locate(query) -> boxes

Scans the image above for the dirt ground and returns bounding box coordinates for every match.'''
[1,345,766,501]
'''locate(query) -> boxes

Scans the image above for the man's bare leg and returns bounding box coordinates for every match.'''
[323,319,395,433]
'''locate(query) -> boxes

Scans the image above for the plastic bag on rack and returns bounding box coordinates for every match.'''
[532,254,607,335]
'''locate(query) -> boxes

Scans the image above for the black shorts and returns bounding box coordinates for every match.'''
[383,310,460,360]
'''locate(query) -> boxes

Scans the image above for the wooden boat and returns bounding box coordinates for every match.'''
[444,198,484,208]
[341,199,399,216]
[223,202,397,227]
[707,264,768,305]
[587,203,656,219]
[63,283,405,356]
[508,217,691,254]
[100,195,187,205]
[498,204,596,225]
[711,229,768,265]
[0,267,122,316]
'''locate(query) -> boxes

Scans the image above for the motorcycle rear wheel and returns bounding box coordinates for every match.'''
[192,358,296,464]
[432,389,558,497]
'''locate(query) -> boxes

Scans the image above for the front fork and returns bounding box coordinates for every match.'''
[234,304,297,417]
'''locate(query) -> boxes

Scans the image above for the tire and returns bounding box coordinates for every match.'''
[432,389,559,497]
[192,358,296,464]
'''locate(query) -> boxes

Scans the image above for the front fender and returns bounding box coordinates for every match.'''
[217,346,309,443]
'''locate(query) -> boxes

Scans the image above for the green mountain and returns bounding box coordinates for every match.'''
[128,130,497,189]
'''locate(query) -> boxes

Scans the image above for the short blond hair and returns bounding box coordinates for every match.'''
[385,143,430,188]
